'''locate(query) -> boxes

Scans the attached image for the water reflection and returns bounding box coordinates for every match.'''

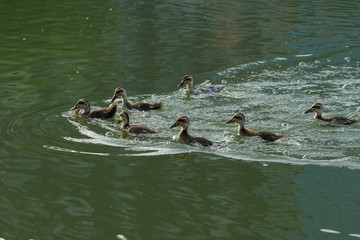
[48,154,306,239]
[1,150,308,239]
[1,0,360,239]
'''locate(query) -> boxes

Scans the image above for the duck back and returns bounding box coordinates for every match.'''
[179,130,213,147]
[242,128,286,142]
[89,103,117,119]
[319,115,359,125]
[128,124,159,134]
[133,101,162,111]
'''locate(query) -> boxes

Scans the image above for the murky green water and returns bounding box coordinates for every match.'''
[1,0,360,239]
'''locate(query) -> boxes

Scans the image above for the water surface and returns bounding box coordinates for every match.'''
[1,0,360,239]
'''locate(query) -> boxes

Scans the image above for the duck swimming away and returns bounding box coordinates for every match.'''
[170,115,213,147]
[177,75,223,94]
[304,102,359,125]
[111,87,162,111]
[226,112,286,142]
[71,98,118,119]
[117,110,160,134]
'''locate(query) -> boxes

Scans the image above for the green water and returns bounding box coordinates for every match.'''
[1,0,360,239]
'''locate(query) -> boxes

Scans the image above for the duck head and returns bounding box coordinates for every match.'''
[117,110,130,124]
[178,75,194,89]
[111,87,126,102]
[304,102,323,116]
[226,112,245,125]
[71,98,90,114]
[170,115,190,129]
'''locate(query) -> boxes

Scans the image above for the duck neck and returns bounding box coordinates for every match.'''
[121,116,130,130]
[315,112,323,120]
[316,114,331,122]
[179,126,189,138]
[121,93,134,109]
[237,123,245,134]
[121,122,130,130]
[83,101,91,116]
[186,83,193,91]
[120,93,128,108]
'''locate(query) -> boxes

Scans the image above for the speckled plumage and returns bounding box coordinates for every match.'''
[226,112,286,142]
[170,116,213,147]
[304,103,359,125]
[71,98,118,119]
[118,110,159,134]
[111,87,162,111]
[178,75,223,94]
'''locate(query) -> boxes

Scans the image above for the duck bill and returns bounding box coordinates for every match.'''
[304,108,313,114]
[225,119,234,124]
[71,106,80,114]
[177,81,185,88]
[111,95,117,103]
[117,119,123,124]
[70,104,80,112]
[169,123,177,129]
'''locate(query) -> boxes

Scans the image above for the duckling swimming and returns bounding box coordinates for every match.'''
[117,110,159,134]
[177,75,223,94]
[111,87,162,111]
[304,102,359,125]
[170,115,213,147]
[226,112,286,142]
[71,98,118,119]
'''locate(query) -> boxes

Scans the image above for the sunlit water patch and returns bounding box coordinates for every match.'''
[50,56,360,169]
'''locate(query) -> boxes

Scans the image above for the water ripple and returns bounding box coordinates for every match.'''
[32,58,357,169]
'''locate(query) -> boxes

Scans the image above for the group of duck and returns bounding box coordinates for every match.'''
[70,75,360,147]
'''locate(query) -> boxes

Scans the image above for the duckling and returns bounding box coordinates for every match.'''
[117,110,159,134]
[71,98,118,119]
[304,102,359,125]
[111,87,162,111]
[170,116,213,147]
[226,112,286,142]
[177,75,223,94]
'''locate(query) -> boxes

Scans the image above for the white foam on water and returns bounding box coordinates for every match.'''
[320,229,341,234]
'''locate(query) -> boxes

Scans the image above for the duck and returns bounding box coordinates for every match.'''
[117,110,159,134]
[226,112,286,142]
[111,87,162,111]
[304,102,359,125]
[170,115,213,147]
[71,98,118,119]
[177,75,223,94]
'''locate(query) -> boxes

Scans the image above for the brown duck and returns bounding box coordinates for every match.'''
[111,87,162,111]
[117,110,159,134]
[304,102,359,125]
[170,116,213,147]
[226,112,286,142]
[71,98,118,119]
[177,75,223,94]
